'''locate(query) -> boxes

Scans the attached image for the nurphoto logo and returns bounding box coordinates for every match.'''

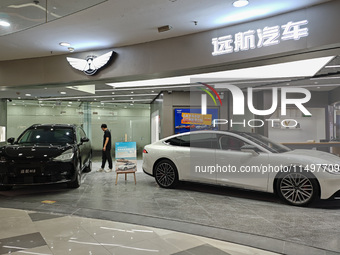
[199,83,312,128]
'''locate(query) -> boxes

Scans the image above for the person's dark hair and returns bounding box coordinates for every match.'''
[101,124,107,128]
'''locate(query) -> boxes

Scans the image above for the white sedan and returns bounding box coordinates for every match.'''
[117,162,136,171]
[142,131,340,206]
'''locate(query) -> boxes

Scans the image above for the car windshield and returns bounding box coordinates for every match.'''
[240,132,291,153]
[17,127,74,145]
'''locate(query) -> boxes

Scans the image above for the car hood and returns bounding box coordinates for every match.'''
[0,144,72,159]
[283,149,340,163]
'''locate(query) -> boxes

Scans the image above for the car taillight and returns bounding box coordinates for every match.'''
[143,149,148,154]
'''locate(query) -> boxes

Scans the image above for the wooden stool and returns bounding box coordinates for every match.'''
[115,170,136,185]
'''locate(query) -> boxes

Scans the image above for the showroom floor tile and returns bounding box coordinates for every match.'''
[0,208,280,255]
[0,161,339,255]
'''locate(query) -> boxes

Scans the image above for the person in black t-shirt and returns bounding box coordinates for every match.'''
[97,124,113,173]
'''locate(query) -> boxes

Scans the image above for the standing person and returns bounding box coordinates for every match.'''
[97,124,113,173]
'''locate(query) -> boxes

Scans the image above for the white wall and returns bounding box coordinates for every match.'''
[268,108,326,143]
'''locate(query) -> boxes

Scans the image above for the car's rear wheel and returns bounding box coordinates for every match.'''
[154,159,178,188]
[276,171,319,206]
[67,161,81,189]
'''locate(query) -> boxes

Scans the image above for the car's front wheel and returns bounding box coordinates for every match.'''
[83,156,92,173]
[67,162,81,189]
[154,159,178,188]
[276,171,319,206]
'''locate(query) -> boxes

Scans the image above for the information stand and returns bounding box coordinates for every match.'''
[115,142,137,185]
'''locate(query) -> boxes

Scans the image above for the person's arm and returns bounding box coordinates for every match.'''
[103,137,109,151]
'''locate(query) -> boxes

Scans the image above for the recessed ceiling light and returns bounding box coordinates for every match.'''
[59,42,71,47]
[60,92,66,94]
[25,94,31,96]
[233,0,249,7]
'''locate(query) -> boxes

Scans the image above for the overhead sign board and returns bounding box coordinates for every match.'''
[212,20,309,56]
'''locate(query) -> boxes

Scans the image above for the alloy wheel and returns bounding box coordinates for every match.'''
[67,162,81,188]
[279,173,314,205]
[155,161,177,188]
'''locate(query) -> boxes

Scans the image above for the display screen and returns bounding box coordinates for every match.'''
[174,108,218,134]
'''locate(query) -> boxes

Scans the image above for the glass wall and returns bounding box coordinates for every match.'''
[90,102,151,157]
[7,100,151,158]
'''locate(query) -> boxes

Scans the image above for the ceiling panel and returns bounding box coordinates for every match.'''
[0,0,331,61]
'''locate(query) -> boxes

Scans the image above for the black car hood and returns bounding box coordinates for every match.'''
[0,144,72,159]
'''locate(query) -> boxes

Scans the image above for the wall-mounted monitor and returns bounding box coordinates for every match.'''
[174,108,218,134]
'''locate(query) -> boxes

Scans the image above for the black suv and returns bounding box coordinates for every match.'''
[0,124,92,190]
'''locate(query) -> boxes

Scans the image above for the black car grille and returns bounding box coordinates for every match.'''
[0,161,74,185]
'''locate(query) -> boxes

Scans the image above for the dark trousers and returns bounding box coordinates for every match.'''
[101,150,113,169]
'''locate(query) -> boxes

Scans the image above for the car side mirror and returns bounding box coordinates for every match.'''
[241,145,259,156]
[81,137,89,143]
[7,137,15,145]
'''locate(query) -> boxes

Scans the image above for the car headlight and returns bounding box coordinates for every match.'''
[0,156,6,163]
[323,164,340,174]
[53,149,74,162]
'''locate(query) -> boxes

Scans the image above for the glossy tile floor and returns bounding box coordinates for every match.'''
[0,161,340,255]
[0,208,280,255]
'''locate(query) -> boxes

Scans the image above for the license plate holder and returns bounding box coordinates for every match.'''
[20,169,37,174]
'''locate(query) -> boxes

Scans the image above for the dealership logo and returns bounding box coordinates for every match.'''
[67,51,113,75]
